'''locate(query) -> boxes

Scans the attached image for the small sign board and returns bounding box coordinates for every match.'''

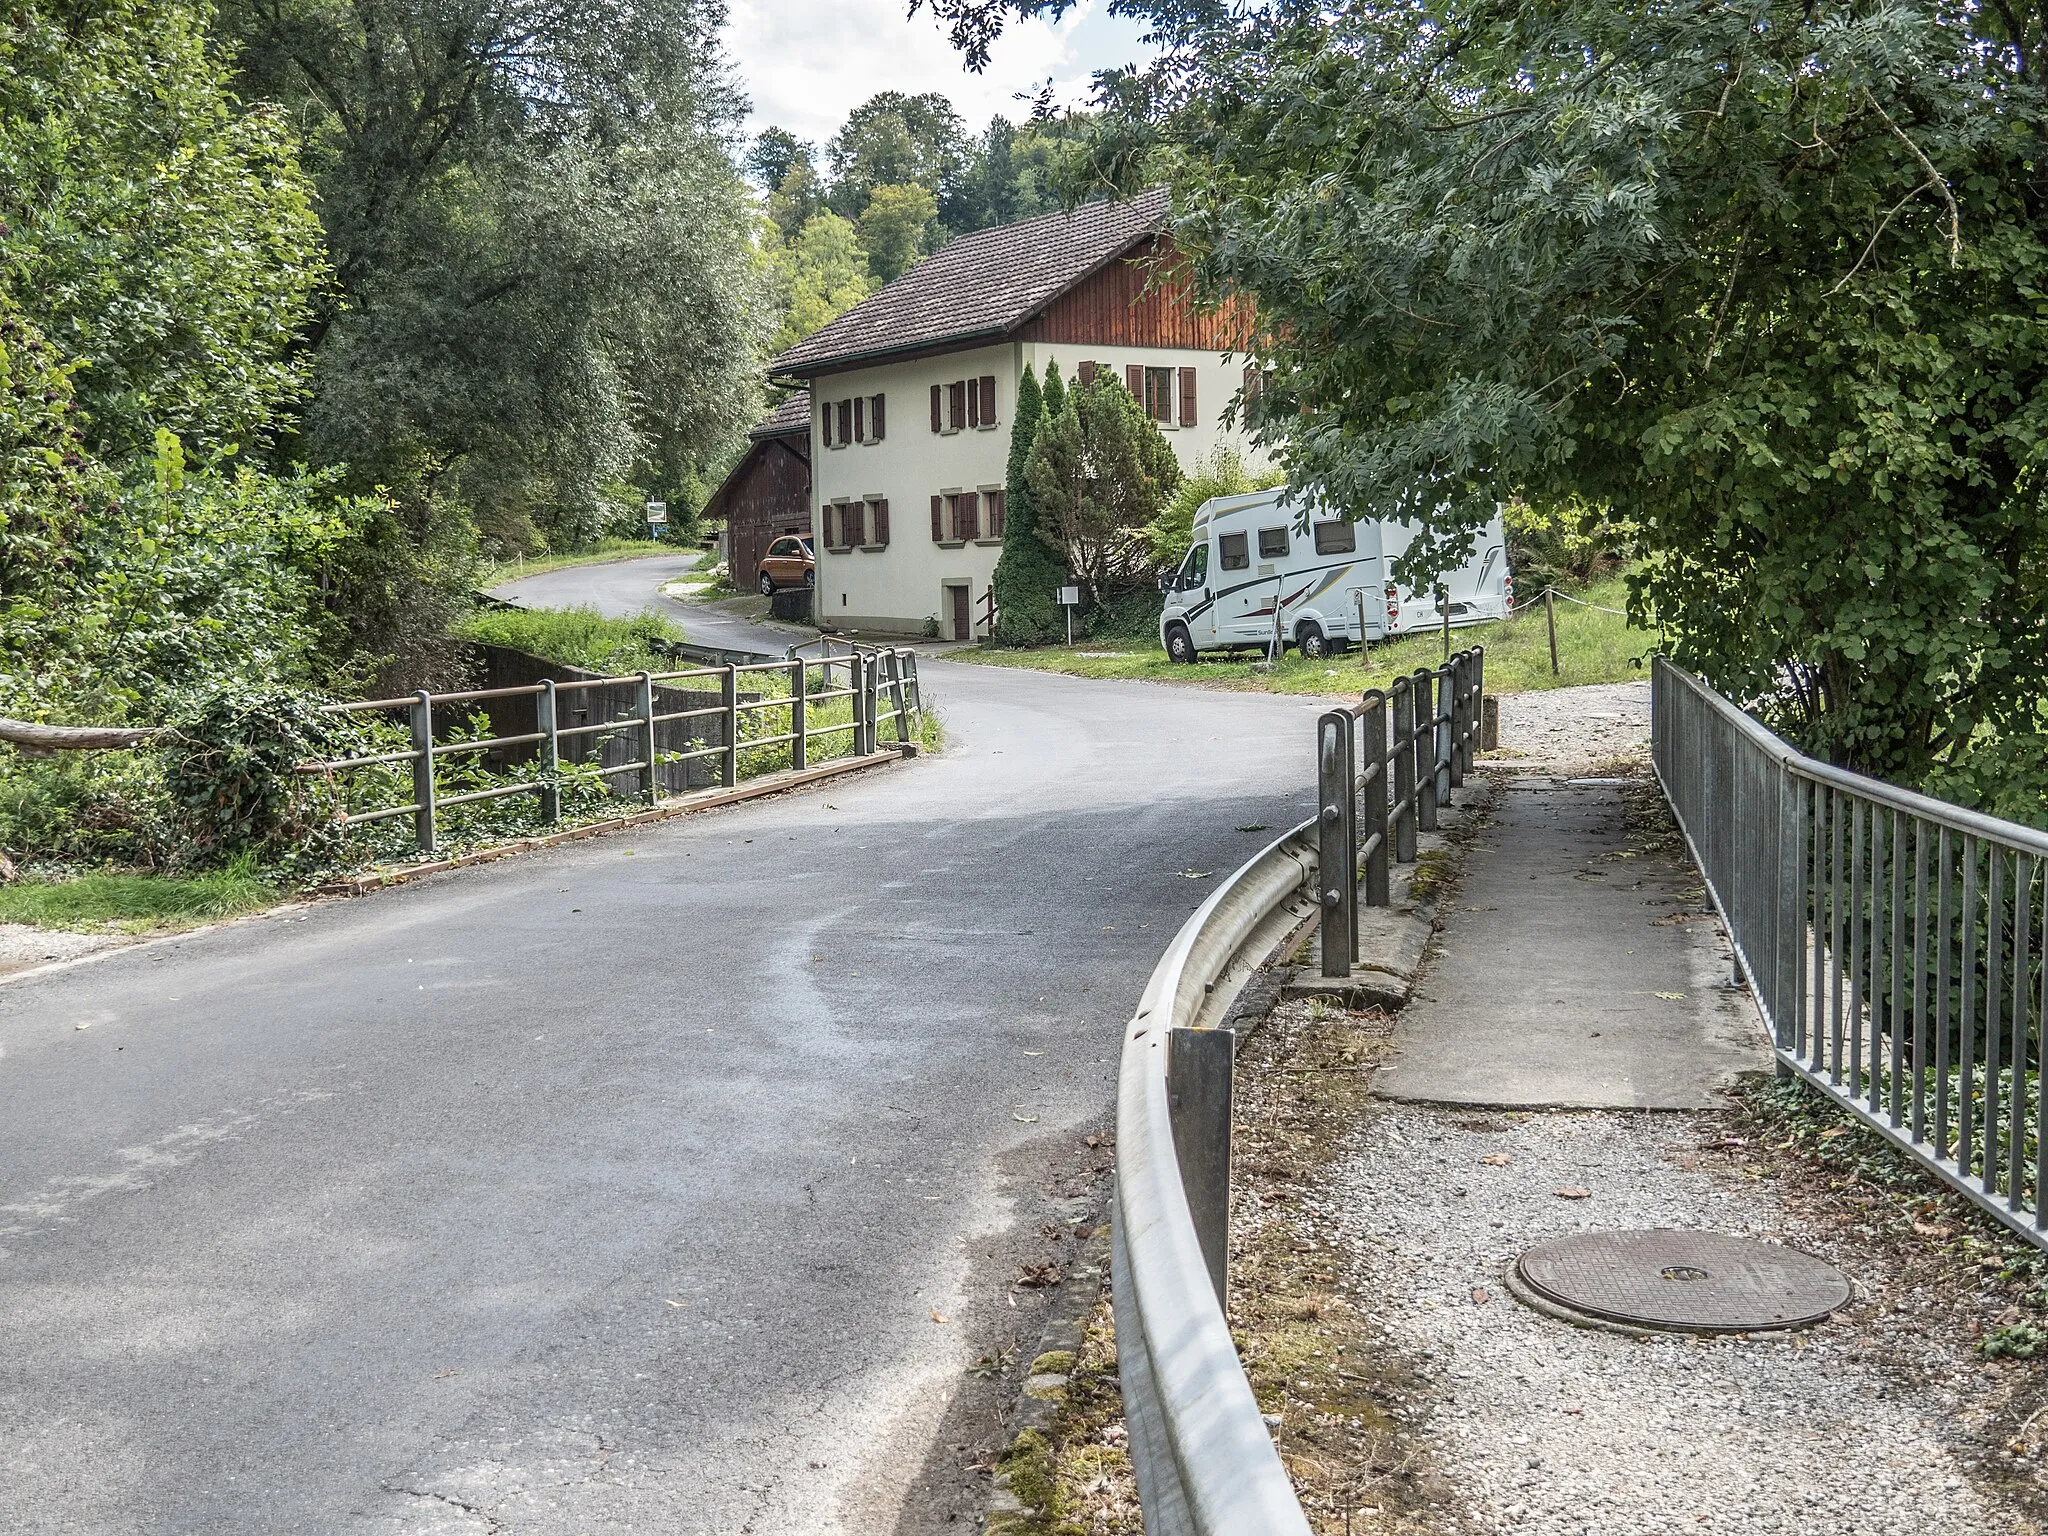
[645,499,668,525]
[1056,585,1081,607]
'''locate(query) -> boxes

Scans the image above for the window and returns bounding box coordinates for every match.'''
[1179,543,1209,590]
[1313,520,1356,555]
[956,491,979,541]
[1257,527,1290,559]
[769,537,801,557]
[836,400,853,446]
[984,489,1006,540]
[1144,367,1173,423]
[1219,531,1250,571]
[867,498,890,547]
[869,394,886,442]
[948,380,967,432]
[842,499,865,549]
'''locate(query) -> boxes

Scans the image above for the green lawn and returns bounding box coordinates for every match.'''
[0,866,277,931]
[955,577,1654,696]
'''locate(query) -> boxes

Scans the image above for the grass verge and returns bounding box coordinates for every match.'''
[480,537,695,586]
[453,604,689,674]
[956,576,1652,696]
[0,865,276,932]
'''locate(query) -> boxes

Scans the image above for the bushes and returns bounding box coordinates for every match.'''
[453,605,690,675]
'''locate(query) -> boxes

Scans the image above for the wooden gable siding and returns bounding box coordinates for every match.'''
[711,436,811,589]
[1017,236,1253,351]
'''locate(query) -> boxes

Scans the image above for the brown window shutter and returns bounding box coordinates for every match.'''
[949,380,966,431]
[822,503,838,549]
[930,384,942,433]
[821,400,833,448]
[979,376,995,425]
[931,494,944,542]
[1077,361,1096,385]
[1179,368,1198,427]
[873,498,889,546]
[837,400,852,444]
[967,378,980,429]
[853,396,865,443]
[987,489,1005,540]
[1125,364,1143,398]
[845,500,864,547]
[958,491,979,542]
[871,394,885,441]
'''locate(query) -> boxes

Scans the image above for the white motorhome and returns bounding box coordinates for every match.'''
[1156,488,1511,662]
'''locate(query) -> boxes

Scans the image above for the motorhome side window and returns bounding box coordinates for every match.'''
[1218,532,1250,570]
[1313,520,1356,555]
[1179,544,1208,589]
[1257,527,1290,559]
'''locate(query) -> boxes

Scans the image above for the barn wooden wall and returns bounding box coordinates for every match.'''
[715,435,812,586]
[1017,237,1255,351]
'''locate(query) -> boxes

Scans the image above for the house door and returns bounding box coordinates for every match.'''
[949,583,971,641]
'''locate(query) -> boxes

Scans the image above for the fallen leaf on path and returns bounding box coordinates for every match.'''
[664,1299,687,1308]
[1018,1262,1063,1289]
[1471,1287,1491,1304]
[1554,1187,1592,1200]
[1479,1154,1510,1167]
[930,1308,949,1323]
[1654,991,1686,1000]
[1013,1113,1039,1123]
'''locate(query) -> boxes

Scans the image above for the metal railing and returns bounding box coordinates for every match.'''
[1653,656,2048,1247]
[307,648,923,855]
[1316,647,1485,976]
[1114,651,1487,1535]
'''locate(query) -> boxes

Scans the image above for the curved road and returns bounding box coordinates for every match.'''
[0,558,1326,1535]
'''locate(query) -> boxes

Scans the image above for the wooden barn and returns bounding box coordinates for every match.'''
[704,390,811,592]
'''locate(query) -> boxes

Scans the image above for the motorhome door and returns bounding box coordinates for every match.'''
[1213,522,1291,643]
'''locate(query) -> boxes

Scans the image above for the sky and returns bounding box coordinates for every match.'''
[726,0,1155,147]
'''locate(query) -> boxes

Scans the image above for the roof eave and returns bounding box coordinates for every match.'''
[767,324,1015,385]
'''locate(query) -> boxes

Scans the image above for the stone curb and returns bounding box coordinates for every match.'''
[983,1224,1114,1530]
[316,749,907,897]
[1278,773,1499,1011]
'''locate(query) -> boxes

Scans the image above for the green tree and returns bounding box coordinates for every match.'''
[857,183,941,282]
[992,362,1066,643]
[746,127,812,193]
[218,0,773,553]
[769,213,877,352]
[768,158,827,243]
[0,0,325,462]
[826,91,966,215]
[1025,368,1181,598]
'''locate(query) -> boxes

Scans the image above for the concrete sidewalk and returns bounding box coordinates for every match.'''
[1375,773,1769,1109]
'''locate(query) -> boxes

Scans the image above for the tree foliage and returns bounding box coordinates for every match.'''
[767,213,876,353]
[219,0,774,551]
[992,360,1067,642]
[1025,368,1181,597]
[0,0,324,463]
[857,183,942,282]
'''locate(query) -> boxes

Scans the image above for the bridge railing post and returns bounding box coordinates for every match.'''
[1362,689,1391,906]
[1318,709,1357,977]
[1391,676,1417,862]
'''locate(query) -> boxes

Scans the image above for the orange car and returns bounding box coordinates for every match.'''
[757,535,815,595]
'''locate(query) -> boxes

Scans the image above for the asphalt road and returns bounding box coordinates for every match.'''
[492,553,801,657]
[0,559,1328,1535]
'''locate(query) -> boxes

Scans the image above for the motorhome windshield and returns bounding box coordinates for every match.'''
[1178,544,1208,590]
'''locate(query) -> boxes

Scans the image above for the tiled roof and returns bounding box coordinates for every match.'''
[768,189,1171,376]
[750,388,810,439]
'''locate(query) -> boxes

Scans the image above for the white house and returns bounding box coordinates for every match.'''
[768,189,1263,640]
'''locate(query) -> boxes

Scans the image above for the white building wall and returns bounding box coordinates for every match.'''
[807,340,1264,638]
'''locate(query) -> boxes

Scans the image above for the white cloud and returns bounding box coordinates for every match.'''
[726,0,1153,148]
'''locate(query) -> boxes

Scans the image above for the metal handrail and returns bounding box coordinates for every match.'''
[1654,657,2048,1246]
[303,648,922,854]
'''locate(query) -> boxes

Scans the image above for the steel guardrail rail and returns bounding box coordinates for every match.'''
[1653,656,2048,1247]
[1114,816,1319,1536]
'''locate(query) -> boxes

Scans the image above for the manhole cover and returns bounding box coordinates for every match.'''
[1513,1230,1850,1333]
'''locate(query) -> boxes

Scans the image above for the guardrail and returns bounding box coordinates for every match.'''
[308,648,923,855]
[1114,648,1484,1535]
[1653,656,2048,1247]
[1314,648,1484,975]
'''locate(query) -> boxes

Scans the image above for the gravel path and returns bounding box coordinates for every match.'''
[1491,682,1650,773]
[1309,1105,2034,1535]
